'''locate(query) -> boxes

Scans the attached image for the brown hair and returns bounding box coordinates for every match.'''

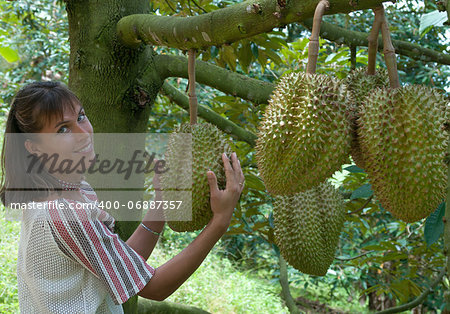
[0,81,80,206]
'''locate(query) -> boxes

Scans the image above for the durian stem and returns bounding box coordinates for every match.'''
[306,0,329,75]
[188,49,198,125]
[161,81,258,146]
[350,45,356,70]
[374,5,400,89]
[278,255,302,314]
[367,9,383,75]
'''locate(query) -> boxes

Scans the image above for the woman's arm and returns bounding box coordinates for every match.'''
[137,152,244,301]
[126,169,165,260]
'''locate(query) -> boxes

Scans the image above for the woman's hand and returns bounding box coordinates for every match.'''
[206,152,244,229]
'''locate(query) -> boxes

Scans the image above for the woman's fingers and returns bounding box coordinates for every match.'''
[207,170,219,196]
[222,153,236,190]
[230,152,245,191]
[222,152,245,192]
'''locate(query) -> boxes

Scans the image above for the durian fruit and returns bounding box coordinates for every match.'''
[345,68,389,169]
[161,122,231,231]
[358,85,448,222]
[273,181,345,276]
[255,71,352,195]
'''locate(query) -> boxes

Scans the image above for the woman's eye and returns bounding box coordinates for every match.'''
[57,126,69,134]
[78,113,86,122]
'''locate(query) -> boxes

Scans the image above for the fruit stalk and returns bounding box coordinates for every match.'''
[306,0,329,74]
[188,49,198,125]
[367,8,383,75]
[374,5,400,88]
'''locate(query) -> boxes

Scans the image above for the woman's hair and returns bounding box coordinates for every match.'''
[0,81,80,206]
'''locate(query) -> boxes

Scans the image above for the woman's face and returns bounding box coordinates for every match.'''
[25,101,95,180]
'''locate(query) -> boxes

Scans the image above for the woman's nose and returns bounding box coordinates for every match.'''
[73,120,93,134]
[73,121,93,143]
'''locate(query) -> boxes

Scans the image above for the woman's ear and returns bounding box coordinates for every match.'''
[24,139,41,156]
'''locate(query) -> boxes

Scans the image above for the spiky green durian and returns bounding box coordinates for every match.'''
[358,85,448,222]
[346,68,389,169]
[256,71,352,195]
[161,122,231,231]
[273,181,345,276]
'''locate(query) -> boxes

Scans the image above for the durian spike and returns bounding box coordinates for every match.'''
[306,0,329,75]
[367,9,383,75]
[374,5,401,88]
[188,48,198,125]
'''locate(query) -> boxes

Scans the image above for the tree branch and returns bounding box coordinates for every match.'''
[161,81,257,146]
[375,267,447,314]
[335,250,375,261]
[154,54,274,104]
[302,19,450,65]
[347,195,374,215]
[117,0,386,49]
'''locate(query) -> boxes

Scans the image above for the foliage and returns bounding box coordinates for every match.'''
[0,211,20,313]
[335,166,446,310]
[0,0,69,107]
[1,0,449,312]
[152,235,288,313]
[321,0,450,93]
[0,211,288,314]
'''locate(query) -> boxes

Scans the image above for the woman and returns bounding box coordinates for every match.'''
[0,81,244,313]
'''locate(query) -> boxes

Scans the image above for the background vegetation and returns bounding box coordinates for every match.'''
[0,0,448,313]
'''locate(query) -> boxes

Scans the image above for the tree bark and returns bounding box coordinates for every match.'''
[302,19,450,65]
[117,0,387,49]
[154,55,273,105]
[66,1,162,313]
[161,81,257,146]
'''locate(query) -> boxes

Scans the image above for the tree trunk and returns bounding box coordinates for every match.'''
[65,1,162,312]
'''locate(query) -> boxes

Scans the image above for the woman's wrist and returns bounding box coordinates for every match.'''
[141,220,165,234]
[210,213,232,232]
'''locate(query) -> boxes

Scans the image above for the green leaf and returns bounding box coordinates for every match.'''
[269,37,288,48]
[264,48,283,65]
[237,41,252,73]
[250,42,259,59]
[362,244,384,251]
[244,173,266,191]
[324,52,337,63]
[214,95,236,102]
[424,202,445,246]
[344,165,365,173]
[419,10,448,37]
[221,45,236,71]
[350,183,373,200]
[252,221,268,230]
[0,46,19,63]
[210,46,219,59]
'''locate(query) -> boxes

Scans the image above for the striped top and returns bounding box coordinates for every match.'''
[17,181,155,314]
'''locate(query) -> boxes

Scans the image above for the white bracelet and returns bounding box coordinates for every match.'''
[140,223,161,236]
